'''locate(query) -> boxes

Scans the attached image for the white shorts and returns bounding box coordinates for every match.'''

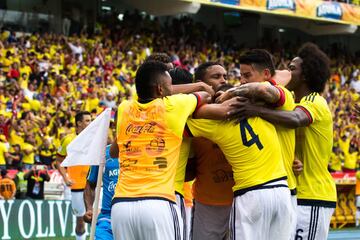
[176,193,188,240]
[71,191,86,217]
[290,194,298,240]
[229,182,294,240]
[191,200,231,240]
[111,199,184,240]
[295,205,334,240]
[185,205,192,240]
[356,196,360,208]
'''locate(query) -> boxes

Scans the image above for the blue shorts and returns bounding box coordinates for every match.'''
[95,217,113,240]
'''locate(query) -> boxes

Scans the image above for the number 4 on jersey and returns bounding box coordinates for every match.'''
[240,119,263,150]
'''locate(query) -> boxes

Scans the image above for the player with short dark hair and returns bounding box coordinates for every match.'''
[145,52,173,70]
[56,110,92,240]
[218,48,298,235]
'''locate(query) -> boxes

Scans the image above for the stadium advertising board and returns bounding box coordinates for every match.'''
[0,200,87,239]
[187,0,360,25]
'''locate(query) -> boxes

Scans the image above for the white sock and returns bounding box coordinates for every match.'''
[76,232,86,240]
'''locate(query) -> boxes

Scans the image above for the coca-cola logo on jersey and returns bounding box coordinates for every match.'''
[125,122,157,135]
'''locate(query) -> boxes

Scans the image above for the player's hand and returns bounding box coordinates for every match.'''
[83,210,93,223]
[199,82,215,97]
[292,159,303,176]
[226,97,258,122]
[64,178,73,187]
[274,70,291,86]
[215,90,233,104]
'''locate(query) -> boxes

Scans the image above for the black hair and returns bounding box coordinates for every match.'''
[135,61,169,101]
[169,67,193,85]
[194,62,222,81]
[0,169,6,177]
[297,42,330,93]
[216,83,234,92]
[145,53,171,64]
[75,111,91,127]
[239,49,275,76]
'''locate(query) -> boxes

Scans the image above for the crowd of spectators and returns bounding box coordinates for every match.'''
[324,0,360,6]
[0,11,359,200]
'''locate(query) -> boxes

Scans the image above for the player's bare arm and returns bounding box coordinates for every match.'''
[217,82,280,104]
[55,155,73,186]
[83,180,96,223]
[228,102,310,128]
[193,97,246,120]
[110,138,119,159]
[172,82,215,97]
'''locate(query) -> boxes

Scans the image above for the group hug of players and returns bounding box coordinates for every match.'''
[57,42,337,240]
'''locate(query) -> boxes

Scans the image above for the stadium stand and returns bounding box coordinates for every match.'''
[0,8,358,231]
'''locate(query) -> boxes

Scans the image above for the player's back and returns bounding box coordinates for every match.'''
[186,116,286,193]
[114,94,198,203]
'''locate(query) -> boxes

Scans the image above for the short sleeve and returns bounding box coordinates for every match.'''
[276,86,295,111]
[185,118,218,140]
[87,166,99,184]
[167,94,198,118]
[295,97,318,125]
[116,101,127,136]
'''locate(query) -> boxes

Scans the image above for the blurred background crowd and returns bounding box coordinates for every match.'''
[0,11,359,200]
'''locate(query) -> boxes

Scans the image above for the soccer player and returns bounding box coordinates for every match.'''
[186,62,234,240]
[218,49,297,234]
[56,111,92,240]
[185,86,293,238]
[110,61,236,240]
[169,67,196,240]
[83,144,119,240]
[230,43,337,239]
[170,65,233,240]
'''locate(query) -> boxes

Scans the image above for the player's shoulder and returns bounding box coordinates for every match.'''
[165,93,197,103]
[300,93,328,109]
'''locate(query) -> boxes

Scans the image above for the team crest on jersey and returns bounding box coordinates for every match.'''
[317,2,342,20]
[267,0,295,11]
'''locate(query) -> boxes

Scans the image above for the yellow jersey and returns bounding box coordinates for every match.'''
[113,94,198,203]
[295,93,337,207]
[0,142,8,165]
[57,134,90,191]
[174,137,192,196]
[186,117,286,195]
[274,84,296,192]
[22,142,35,165]
[344,152,358,170]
